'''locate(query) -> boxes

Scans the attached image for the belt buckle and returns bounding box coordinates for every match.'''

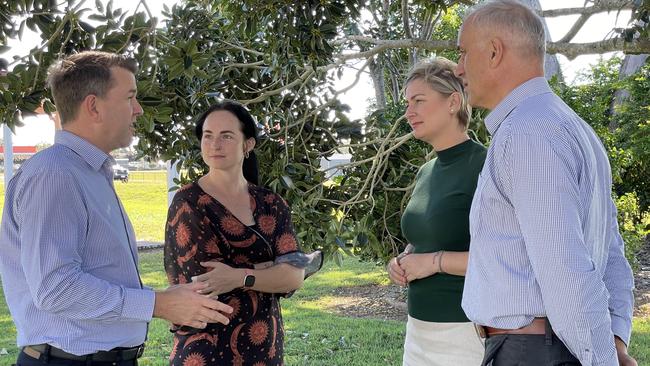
[136,344,145,358]
[474,323,487,338]
[22,346,42,360]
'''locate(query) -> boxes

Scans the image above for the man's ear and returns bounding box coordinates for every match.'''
[489,37,505,68]
[80,94,100,122]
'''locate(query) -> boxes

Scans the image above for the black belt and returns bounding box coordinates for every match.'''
[23,344,145,362]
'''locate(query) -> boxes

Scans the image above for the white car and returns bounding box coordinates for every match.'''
[113,164,129,182]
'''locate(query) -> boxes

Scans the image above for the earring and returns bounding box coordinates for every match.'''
[244,151,250,159]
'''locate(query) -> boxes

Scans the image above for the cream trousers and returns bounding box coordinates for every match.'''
[402,315,485,366]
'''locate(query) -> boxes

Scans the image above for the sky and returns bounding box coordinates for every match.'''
[2,0,634,146]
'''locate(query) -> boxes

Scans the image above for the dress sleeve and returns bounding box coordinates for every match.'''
[271,195,302,256]
[269,193,323,277]
[164,191,207,285]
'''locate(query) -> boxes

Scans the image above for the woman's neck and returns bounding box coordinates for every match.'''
[428,128,470,152]
[201,169,249,196]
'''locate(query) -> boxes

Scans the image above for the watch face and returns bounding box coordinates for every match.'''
[244,274,256,287]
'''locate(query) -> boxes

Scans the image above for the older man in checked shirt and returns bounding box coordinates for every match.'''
[455,1,637,365]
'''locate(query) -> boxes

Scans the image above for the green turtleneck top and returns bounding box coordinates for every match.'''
[401,139,486,322]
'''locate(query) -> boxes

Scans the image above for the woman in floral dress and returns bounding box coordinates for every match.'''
[165,100,307,366]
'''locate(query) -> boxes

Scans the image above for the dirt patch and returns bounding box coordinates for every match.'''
[326,284,407,322]
[327,243,650,321]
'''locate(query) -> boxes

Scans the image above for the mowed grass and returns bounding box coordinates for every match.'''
[0,170,169,242]
[0,172,649,365]
[1,250,649,365]
[0,251,405,366]
[114,171,169,242]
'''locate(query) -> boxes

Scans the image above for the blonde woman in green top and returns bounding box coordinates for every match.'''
[387,57,486,365]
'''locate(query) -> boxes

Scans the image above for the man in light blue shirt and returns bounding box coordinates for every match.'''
[455,1,636,365]
[0,51,232,366]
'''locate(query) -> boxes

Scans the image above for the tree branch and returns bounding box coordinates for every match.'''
[548,37,650,59]
[334,35,650,60]
[558,13,591,43]
[239,69,314,104]
[541,0,634,17]
[334,37,457,61]
[220,40,265,56]
[401,0,413,40]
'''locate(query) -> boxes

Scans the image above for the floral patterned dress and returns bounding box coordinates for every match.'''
[164,182,301,366]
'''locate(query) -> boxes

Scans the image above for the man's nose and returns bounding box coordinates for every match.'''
[133,99,144,116]
[454,63,464,77]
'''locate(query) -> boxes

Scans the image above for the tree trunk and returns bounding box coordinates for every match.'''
[610,54,649,129]
[369,57,387,109]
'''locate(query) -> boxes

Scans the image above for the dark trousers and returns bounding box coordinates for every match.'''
[481,333,580,366]
[15,351,137,366]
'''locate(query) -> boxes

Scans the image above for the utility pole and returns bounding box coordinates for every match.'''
[1,59,13,190]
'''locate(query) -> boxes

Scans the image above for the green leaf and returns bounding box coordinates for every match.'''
[144,115,155,133]
[183,55,192,69]
[18,20,26,40]
[356,232,368,246]
[156,106,175,122]
[79,21,95,33]
[280,175,294,189]
[88,14,106,22]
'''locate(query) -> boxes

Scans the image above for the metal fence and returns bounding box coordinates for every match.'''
[125,170,166,183]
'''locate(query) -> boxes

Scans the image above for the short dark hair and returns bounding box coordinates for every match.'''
[195,100,260,185]
[46,51,138,125]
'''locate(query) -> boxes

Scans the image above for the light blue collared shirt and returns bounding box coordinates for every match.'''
[462,77,634,365]
[0,130,155,355]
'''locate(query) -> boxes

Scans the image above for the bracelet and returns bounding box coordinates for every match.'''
[438,250,446,274]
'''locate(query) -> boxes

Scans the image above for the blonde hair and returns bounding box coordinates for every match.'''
[405,57,471,129]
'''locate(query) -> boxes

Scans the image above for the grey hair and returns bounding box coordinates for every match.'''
[405,57,471,129]
[464,0,546,60]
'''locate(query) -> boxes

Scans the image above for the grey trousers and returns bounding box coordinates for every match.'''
[481,334,580,366]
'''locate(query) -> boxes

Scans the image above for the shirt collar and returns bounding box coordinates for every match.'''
[484,77,553,135]
[54,130,114,172]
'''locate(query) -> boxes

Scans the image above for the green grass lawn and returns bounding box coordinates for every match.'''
[0,171,169,242]
[0,250,649,365]
[0,251,405,365]
[114,171,168,242]
[0,172,649,365]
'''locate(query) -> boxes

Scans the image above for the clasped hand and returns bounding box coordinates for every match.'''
[192,261,244,298]
[387,253,436,285]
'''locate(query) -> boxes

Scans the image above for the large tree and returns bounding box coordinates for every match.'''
[0,0,648,262]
